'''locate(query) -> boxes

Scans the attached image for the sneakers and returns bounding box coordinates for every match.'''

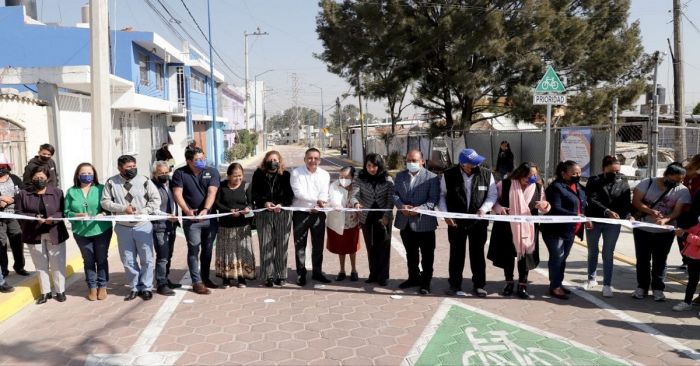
[0,283,15,293]
[602,285,613,298]
[653,290,666,302]
[584,279,598,290]
[632,288,646,299]
[672,301,693,311]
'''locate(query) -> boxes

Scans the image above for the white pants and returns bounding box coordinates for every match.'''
[28,234,66,294]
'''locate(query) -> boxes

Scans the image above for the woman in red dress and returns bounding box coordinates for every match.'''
[326,166,361,281]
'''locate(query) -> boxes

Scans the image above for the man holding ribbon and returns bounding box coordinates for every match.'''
[101,155,161,301]
[439,148,497,297]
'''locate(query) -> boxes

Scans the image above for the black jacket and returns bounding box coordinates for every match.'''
[542,179,587,240]
[251,169,294,209]
[22,156,59,189]
[585,174,632,219]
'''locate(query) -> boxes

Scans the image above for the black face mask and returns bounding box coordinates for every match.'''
[123,168,138,180]
[265,161,279,171]
[604,172,619,181]
[0,168,8,177]
[157,175,169,184]
[32,179,47,189]
[664,179,679,189]
[39,156,51,162]
[568,176,581,184]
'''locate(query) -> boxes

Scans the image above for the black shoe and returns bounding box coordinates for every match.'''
[237,278,247,288]
[55,292,66,302]
[124,291,139,301]
[265,278,274,287]
[167,280,182,289]
[336,272,347,281]
[203,279,219,289]
[297,274,307,286]
[312,274,332,283]
[36,293,52,305]
[365,276,376,284]
[221,278,231,289]
[0,283,14,293]
[502,282,514,296]
[419,288,431,295]
[140,290,153,301]
[473,288,488,298]
[15,269,30,276]
[516,285,530,299]
[561,286,572,295]
[377,279,388,286]
[1,270,8,278]
[399,279,420,289]
[350,272,359,281]
[157,284,175,296]
[274,278,286,287]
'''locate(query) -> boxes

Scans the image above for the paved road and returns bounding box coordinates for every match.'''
[0,145,699,365]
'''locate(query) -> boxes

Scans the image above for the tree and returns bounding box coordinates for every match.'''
[316,0,650,130]
[266,107,320,132]
[694,102,700,115]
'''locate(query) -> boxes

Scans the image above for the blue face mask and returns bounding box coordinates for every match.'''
[79,174,94,184]
[527,175,538,185]
[194,159,207,170]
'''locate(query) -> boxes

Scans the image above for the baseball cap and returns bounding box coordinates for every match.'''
[458,148,485,166]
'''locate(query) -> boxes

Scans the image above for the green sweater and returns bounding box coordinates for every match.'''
[65,185,113,237]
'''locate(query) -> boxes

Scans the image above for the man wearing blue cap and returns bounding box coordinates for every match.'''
[439,148,497,297]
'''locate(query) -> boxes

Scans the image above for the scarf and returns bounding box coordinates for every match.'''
[508,181,537,259]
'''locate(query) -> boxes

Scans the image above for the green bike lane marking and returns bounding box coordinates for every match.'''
[403,299,631,366]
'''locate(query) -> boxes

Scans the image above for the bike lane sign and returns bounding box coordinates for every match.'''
[403,299,629,366]
[535,65,566,94]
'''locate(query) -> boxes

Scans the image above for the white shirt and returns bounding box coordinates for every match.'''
[291,165,331,208]
[438,170,497,213]
[409,170,420,190]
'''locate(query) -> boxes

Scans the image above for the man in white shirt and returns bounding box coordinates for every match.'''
[439,148,497,298]
[291,148,331,285]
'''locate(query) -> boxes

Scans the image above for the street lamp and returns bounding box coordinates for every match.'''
[254,69,273,151]
[308,83,324,151]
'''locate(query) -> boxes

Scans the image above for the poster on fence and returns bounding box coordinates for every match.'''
[560,128,592,177]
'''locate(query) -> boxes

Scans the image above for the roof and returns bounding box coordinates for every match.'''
[0,88,47,106]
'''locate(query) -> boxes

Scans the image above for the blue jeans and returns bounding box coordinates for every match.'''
[115,223,154,292]
[75,229,113,289]
[184,219,218,284]
[543,233,575,290]
[153,228,176,286]
[586,223,621,286]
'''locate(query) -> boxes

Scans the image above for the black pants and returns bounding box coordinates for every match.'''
[633,229,674,291]
[153,228,176,286]
[362,221,391,282]
[504,257,529,284]
[447,223,488,291]
[685,258,700,303]
[399,227,435,289]
[0,219,25,274]
[293,211,326,276]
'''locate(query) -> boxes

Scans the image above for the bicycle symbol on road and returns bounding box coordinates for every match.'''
[462,327,565,365]
[539,77,560,91]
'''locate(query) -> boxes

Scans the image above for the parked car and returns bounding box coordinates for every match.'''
[616,142,675,188]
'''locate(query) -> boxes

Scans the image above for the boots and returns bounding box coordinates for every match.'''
[97,287,108,300]
[87,288,98,301]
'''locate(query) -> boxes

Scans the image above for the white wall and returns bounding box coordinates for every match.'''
[0,95,50,173]
[169,120,188,169]
[57,93,92,190]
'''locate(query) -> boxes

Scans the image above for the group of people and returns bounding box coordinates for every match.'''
[1,143,699,316]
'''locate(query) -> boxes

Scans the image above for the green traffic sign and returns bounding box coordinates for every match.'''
[535,65,566,93]
[408,300,628,366]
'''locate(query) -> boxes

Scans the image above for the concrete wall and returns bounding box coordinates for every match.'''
[0,94,49,174]
[57,93,92,190]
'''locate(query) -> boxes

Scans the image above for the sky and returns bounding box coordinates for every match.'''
[26,0,700,118]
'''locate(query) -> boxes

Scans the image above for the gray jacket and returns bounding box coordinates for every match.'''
[393,169,439,232]
[350,171,394,225]
[101,174,161,227]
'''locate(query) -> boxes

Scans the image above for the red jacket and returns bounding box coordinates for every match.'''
[683,224,700,259]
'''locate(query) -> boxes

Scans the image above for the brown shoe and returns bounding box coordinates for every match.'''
[97,287,108,300]
[549,288,569,300]
[87,288,97,301]
[192,282,211,295]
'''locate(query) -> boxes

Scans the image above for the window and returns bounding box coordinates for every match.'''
[151,114,168,147]
[155,63,164,90]
[120,112,138,153]
[191,73,205,93]
[138,54,149,86]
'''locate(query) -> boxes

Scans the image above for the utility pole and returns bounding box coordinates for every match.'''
[336,97,342,154]
[357,73,366,157]
[244,28,268,133]
[309,84,324,150]
[611,97,618,156]
[89,0,111,181]
[206,0,219,167]
[649,51,662,179]
[672,0,687,161]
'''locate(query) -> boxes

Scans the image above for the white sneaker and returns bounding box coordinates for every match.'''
[633,288,646,299]
[672,302,693,311]
[584,279,598,290]
[653,290,666,302]
[602,285,613,298]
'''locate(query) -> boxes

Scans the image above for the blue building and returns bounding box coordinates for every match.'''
[0,4,227,183]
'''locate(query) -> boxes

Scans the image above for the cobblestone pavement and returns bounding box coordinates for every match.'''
[0,145,699,365]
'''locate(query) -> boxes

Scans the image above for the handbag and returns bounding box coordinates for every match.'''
[632,179,671,220]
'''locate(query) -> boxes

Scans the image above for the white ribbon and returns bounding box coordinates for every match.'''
[0,207,674,231]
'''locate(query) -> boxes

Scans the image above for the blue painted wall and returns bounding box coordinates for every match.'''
[188,68,212,116]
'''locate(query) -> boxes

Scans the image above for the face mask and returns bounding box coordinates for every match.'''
[32,179,47,189]
[406,162,421,173]
[265,161,279,171]
[604,172,618,181]
[123,168,138,180]
[527,175,538,185]
[79,174,94,184]
[568,176,581,184]
[664,179,679,189]
[194,159,207,170]
[0,168,8,177]
[339,178,351,187]
[39,156,51,162]
[157,175,170,184]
